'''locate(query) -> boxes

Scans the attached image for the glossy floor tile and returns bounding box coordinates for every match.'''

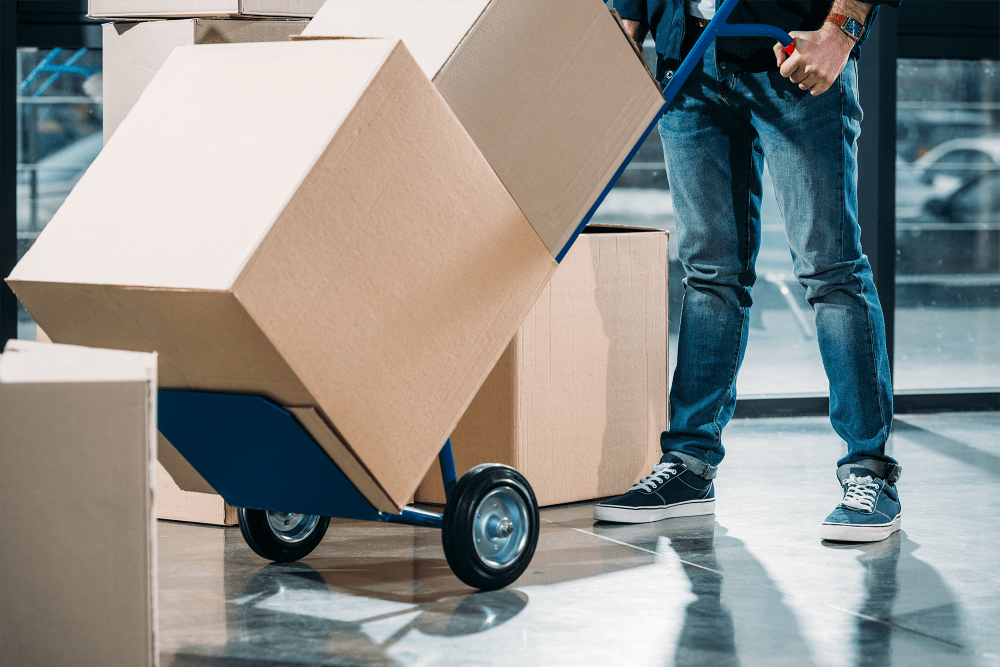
[160,412,1000,667]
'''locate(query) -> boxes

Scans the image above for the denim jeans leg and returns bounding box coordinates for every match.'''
[741,60,896,467]
[658,44,762,470]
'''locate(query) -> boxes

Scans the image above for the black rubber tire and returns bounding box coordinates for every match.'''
[237,508,330,563]
[442,464,540,590]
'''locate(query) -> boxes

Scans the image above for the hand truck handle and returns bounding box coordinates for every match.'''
[662,0,794,107]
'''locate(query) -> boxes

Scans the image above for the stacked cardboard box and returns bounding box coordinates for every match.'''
[417,226,669,506]
[10,0,665,521]
[0,342,158,667]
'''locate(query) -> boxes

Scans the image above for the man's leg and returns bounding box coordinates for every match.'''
[594,43,761,523]
[744,60,900,542]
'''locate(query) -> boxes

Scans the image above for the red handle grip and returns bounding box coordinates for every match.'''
[782,40,796,57]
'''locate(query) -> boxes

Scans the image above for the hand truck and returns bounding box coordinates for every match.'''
[158,0,792,591]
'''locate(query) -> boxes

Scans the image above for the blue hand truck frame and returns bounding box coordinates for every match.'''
[157,0,792,591]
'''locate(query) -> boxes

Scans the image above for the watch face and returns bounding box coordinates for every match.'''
[843,16,864,39]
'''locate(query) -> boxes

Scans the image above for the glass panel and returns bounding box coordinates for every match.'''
[593,41,828,400]
[895,58,1000,391]
[15,47,103,340]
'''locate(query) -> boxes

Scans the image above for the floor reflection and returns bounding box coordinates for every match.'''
[593,516,816,667]
[171,557,529,666]
[824,531,982,666]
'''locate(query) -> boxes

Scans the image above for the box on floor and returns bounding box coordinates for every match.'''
[89,0,324,19]
[103,18,309,142]
[7,38,559,515]
[0,341,157,667]
[417,226,669,507]
[300,0,666,259]
[39,326,236,525]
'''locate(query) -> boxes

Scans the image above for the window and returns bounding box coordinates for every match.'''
[15,46,102,340]
[894,58,1000,391]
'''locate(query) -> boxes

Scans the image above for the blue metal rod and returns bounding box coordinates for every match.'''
[438,438,458,502]
[381,507,444,529]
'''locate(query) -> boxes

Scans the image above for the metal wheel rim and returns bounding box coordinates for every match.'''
[472,485,530,570]
[265,512,321,544]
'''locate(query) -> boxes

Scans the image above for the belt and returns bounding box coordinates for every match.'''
[686,15,712,29]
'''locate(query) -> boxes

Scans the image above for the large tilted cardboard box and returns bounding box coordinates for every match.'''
[89,0,325,19]
[7,39,560,514]
[417,227,668,506]
[103,18,309,142]
[300,0,666,259]
[0,341,157,667]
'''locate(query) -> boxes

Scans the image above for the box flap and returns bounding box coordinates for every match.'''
[10,39,398,291]
[300,0,491,78]
[584,223,667,234]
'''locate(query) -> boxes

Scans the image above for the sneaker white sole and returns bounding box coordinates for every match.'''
[820,514,902,543]
[593,498,715,524]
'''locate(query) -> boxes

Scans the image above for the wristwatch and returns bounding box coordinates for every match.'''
[825,12,865,41]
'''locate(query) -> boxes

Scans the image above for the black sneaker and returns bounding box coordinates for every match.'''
[593,454,715,523]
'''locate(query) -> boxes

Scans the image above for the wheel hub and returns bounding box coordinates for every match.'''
[473,487,530,569]
[266,512,321,544]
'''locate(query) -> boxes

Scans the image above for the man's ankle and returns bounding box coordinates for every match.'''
[662,451,717,480]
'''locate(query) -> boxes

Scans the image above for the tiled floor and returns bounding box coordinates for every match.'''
[160,412,1000,666]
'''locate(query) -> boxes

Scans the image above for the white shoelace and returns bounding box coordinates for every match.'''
[630,462,679,492]
[840,474,880,511]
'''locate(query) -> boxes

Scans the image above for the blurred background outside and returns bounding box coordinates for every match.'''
[591,44,999,397]
[13,43,999,398]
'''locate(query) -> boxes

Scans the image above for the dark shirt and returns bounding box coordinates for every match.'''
[614,0,901,82]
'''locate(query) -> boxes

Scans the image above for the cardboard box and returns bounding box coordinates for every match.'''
[299,0,666,259]
[157,461,238,525]
[103,18,309,142]
[0,341,157,667]
[417,227,668,506]
[8,39,559,514]
[89,0,325,19]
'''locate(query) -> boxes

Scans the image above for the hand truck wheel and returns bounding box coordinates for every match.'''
[442,464,540,590]
[237,508,330,563]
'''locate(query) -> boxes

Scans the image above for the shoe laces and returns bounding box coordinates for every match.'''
[840,474,880,511]
[630,462,679,492]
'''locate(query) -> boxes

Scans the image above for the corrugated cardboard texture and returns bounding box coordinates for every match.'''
[418,230,668,506]
[156,461,237,525]
[89,0,324,18]
[302,0,666,259]
[0,343,157,667]
[103,19,308,142]
[8,39,556,512]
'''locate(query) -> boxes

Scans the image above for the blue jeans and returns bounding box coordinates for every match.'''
[659,44,896,477]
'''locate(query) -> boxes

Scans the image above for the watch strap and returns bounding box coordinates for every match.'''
[825,12,865,41]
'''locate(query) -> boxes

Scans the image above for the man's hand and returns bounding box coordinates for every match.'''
[773,0,870,96]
